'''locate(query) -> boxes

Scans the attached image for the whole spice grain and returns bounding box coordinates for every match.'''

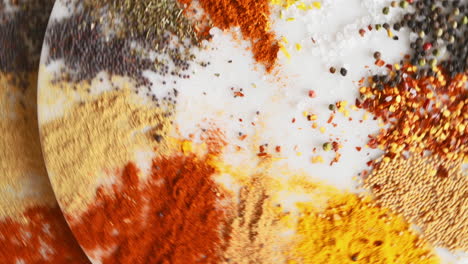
[41,89,171,215]
[71,153,229,264]
[358,65,467,161]
[0,0,54,87]
[385,0,468,77]
[45,13,156,85]
[46,0,203,87]
[365,154,467,251]
[180,0,280,72]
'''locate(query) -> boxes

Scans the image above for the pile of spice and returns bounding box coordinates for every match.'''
[41,89,172,215]
[0,207,90,263]
[379,0,467,78]
[45,0,205,87]
[364,154,467,251]
[290,193,440,264]
[1,1,90,262]
[0,0,54,87]
[355,0,468,254]
[0,73,89,264]
[357,65,466,161]
[70,151,230,264]
[180,0,280,72]
[222,175,287,264]
[61,133,442,263]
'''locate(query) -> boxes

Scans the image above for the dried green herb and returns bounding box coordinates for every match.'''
[84,0,202,51]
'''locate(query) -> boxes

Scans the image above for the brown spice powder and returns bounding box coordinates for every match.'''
[364,154,467,251]
[222,175,287,264]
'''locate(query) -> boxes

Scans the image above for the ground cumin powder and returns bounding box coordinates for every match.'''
[223,175,287,264]
[40,89,171,215]
[365,154,467,251]
[0,73,56,221]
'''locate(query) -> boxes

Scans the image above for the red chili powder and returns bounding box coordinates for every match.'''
[180,0,279,72]
[70,154,229,264]
[0,207,89,263]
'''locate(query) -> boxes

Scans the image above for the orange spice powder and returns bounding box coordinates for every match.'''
[180,0,280,72]
[70,154,229,264]
[0,207,89,263]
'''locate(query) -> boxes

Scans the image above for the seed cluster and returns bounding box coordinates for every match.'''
[381,0,468,78]
[45,1,204,87]
[46,13,155,85]
[0,0,54,87]
[364,154,467,251]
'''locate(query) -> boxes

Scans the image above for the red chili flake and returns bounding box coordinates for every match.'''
[234,91,245,97]
[358,77,365,85]
[257,153,268,157]
[356,146,362,151]
[259,145,265,153]
[366,160,374,167]
[368,138,378,149]
[423,42,432,51]
[385,64,393,71]
[308,90,316,98]
[327,114,335,124]
[332,141,340,152]
[275,146,281,152]
[239,134,247,141]
[375,59,385,67]
[330,153,342,166]
[368,25,373,31]
[239,118,243,122]
[292,118,296,123]
[359,29,366,37]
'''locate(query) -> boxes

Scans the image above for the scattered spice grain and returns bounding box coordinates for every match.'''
[365,154,467,251]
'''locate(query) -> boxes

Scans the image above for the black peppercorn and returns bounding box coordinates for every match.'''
[373,51,381,60]
[340,67,347,76]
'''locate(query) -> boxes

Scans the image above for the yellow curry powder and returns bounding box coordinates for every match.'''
[289,193,440,264]
[40,88,172,216]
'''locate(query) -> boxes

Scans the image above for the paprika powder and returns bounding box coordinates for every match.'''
[180,0,280,72]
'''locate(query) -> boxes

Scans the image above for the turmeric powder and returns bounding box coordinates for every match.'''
[289,193,440,264]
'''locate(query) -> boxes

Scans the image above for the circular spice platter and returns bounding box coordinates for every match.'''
[38,0,467,263]
[0,0,90,263]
